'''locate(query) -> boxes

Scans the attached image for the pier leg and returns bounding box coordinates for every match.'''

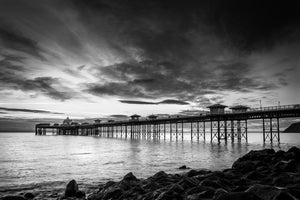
[263,118,265,143]
[164,122,166,140]
[217,120,220,143]
[224,120,227,141]
[181,121,184,141]
[203,121,206,140]
[270,118,273,143]
[231,120,234,142]
[277,118,280,143]
[197,121,199,141]
[245,120,248,142]
[175,122,178,141]
[170,122,172,140]
[190,122,193,141]
[210,121,213,142]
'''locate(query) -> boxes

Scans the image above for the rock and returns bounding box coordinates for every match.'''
[24,192,34,199]
[76,190,86,198]
[272,173,293,187]
[192,189,215,199]
[213,188,228,199]
[123,172,138,181]
[102,186,123,200]
[287,146,300,158]
[1,196,26,200]
[65,179,79,197]
[179,165,190,169]
[151,171,168,181]
[168,184,184,194]
[243,171,264,180]
[200,179,223,189]
[215,192,262,200]
[178,177,199,189]
[186,169,211,177]
[273,159,298,172]
[102,181,115,190]
[246,184,279,200]
[232,160,256,173]
[143,181,160,191]
[272,190,297,200]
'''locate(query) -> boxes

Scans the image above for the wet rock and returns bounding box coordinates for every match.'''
[215,192,262,200]
[189,189,215,199]
[272,173,293,187]
[213,188,228,199]
[65,180,78,197]
[143,181,160,191]
[1,196,26,200]
[246,184,279,200]
[232,160,255,173]
[179,165,190,169]
[102,186,123,200]
[287,146,300,158]
[102,181,115,190]
[24,192,34,199]
[123,172,138,181]
[273,190,297,200]
[151,171,168,181]
[243,171,264,180]
[75,190,86,198]
[178,177,198,189]
[274,159,298,172]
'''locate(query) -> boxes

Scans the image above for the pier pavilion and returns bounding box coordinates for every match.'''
[35,104,300,143]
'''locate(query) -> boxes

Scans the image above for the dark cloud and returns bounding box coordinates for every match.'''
[0,26,46,60]
[0,0,298,107]
[109,114,129,118]
[0,107,63,114]
[119,100,157,105]
[158,99,189,105]
[119,99,189,105]
[86,60,277,104]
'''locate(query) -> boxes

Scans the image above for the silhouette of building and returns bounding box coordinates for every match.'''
[230,105,249,113]
[130,114,141,121]
[207,104,227,114]
[62,117,72,125]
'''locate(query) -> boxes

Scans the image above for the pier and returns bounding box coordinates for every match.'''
[35,104,300,143]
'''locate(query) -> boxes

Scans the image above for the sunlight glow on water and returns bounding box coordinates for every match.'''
[0,132,299,198]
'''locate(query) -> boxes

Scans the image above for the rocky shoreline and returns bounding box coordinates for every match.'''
[2,147,300,200]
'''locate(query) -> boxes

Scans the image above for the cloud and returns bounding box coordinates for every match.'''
[158,99,189,105]
[0,26,46,60]
[109,114,129,118]
[119,99,189,105]
[0,107,64,114]
[119,100,157,105]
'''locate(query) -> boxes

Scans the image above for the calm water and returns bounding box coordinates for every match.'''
[0,132,300,199]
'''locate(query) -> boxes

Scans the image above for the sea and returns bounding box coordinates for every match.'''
[0,132,300,199]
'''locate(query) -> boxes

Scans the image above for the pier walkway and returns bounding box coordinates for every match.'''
[35,104,300,143]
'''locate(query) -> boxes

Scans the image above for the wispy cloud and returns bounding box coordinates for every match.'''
[0,107,64,114]
[119,99,189,105]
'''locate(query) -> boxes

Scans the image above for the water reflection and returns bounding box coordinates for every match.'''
[0,132,299,196]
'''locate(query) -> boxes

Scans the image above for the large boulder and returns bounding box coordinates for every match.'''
[65,179,79,197]
[246,184,279,200]
[215,192,262,200]
[272,190,297,200]
[1,196,26,200]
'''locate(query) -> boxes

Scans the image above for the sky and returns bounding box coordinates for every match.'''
[0,0,300,128]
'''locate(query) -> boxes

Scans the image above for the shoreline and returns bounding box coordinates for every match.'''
[2,147,300,200]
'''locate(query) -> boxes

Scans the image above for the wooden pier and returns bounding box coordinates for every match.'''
[35,104,300,143]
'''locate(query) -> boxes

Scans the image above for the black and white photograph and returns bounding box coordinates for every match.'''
[0,0,300,199]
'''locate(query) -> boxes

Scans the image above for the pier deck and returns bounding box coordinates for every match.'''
[35,104,300,143]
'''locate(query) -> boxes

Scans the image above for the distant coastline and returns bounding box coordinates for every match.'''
[283,122,300,133]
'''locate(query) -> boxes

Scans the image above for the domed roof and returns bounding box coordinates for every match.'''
[63,117,72,125]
